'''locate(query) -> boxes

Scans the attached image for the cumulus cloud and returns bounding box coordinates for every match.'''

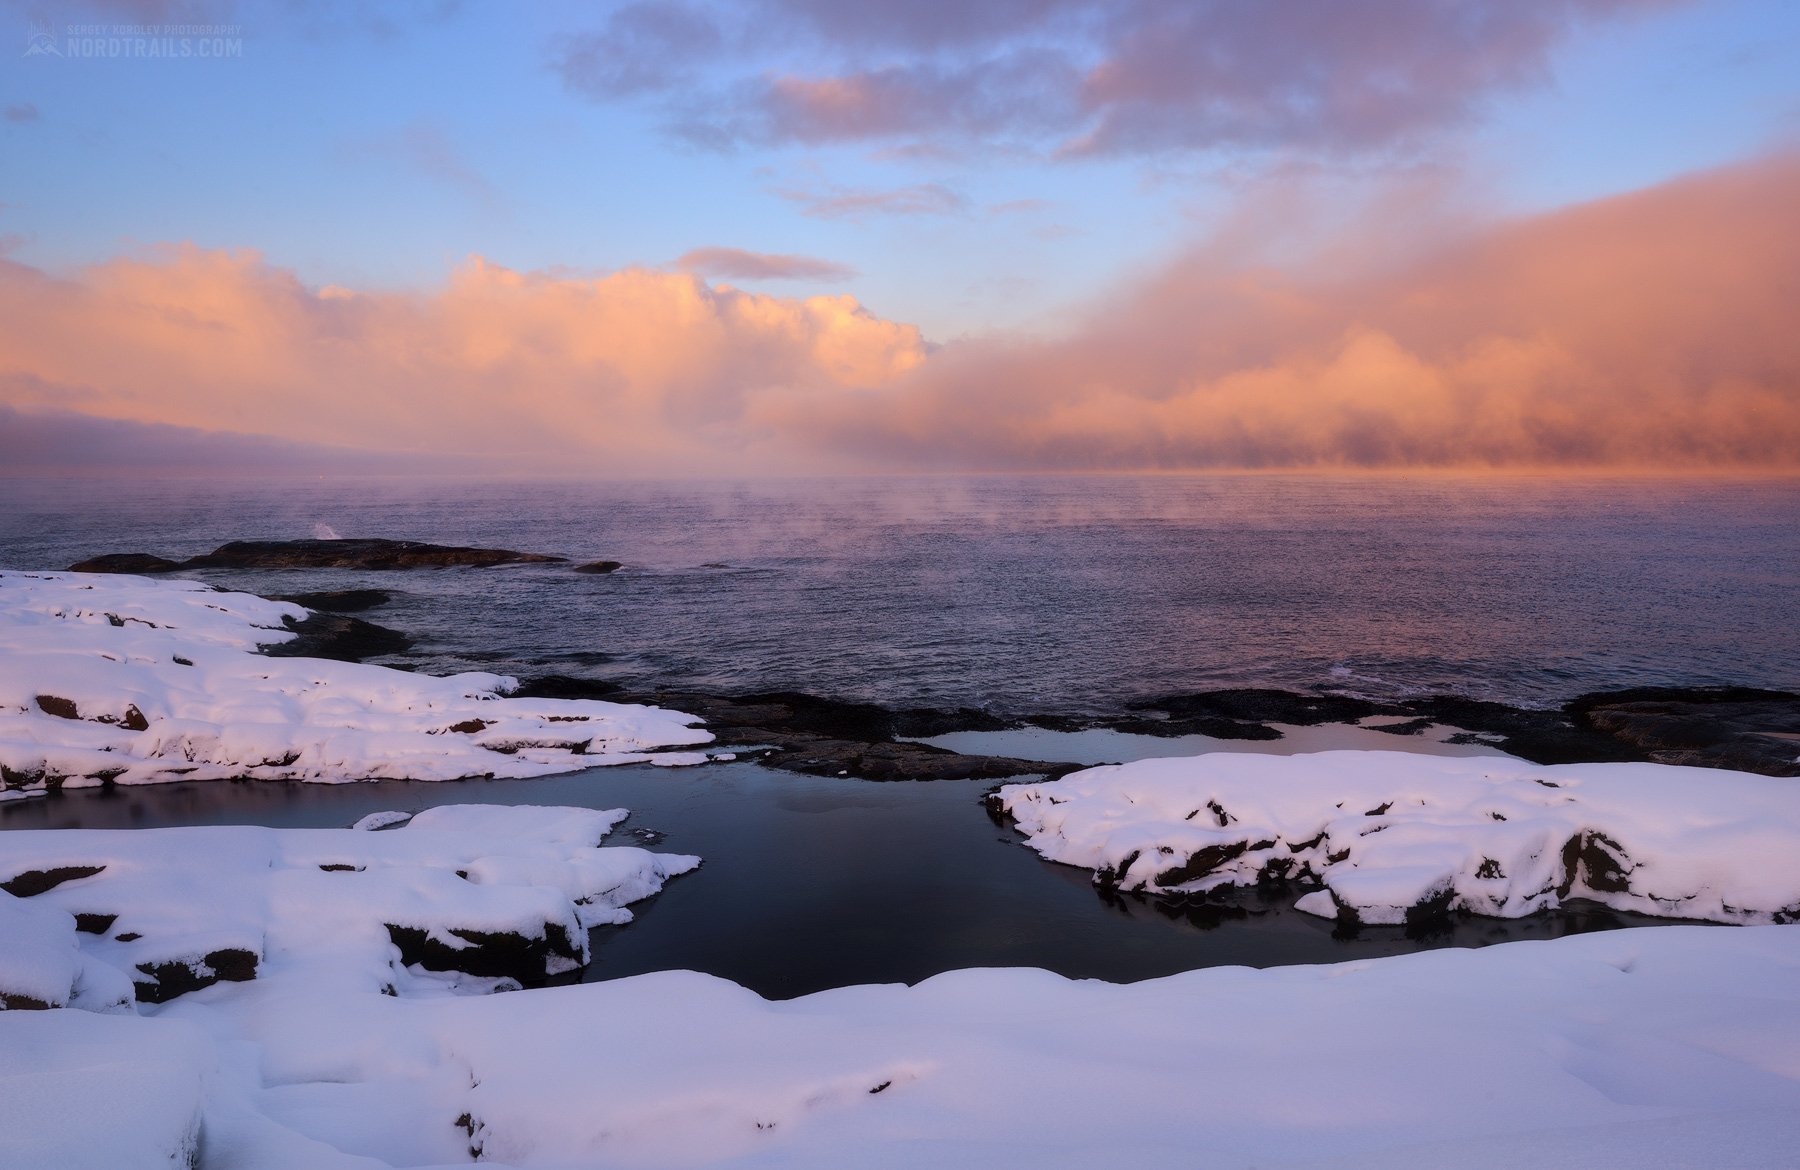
[551,0,1682,156]
[0,252,926,473]
[787,151,1800,469]
[674,246,856,282]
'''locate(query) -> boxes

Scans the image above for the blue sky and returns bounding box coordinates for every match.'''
[3,0,1794,342]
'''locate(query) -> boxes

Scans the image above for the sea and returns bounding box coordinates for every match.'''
[2,472,1796,995]
[3,473,1796,713]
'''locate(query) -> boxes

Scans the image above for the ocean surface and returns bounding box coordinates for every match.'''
[2,472,1791,992]
[3,473,1796,713]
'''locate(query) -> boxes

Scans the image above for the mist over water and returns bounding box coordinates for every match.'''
[3,474,1796,713]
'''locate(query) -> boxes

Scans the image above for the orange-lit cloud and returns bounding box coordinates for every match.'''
[786,150,1800,470]
[3,151,1797,473]
[0,252,926,473]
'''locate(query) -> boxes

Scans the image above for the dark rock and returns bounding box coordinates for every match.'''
[621,689,1065,782]
[1154,839,1254,888]
[1570,687,1800,778]
[0,993,55,1010]
[511,675,626,700]
[1367,717,1435,737]
[263,612,412,662]
[2,864,105,897]
[74,913,117,934]
[270,589,393,613]
[572,560,623,574]
[385,922,579,986]
[133,947,259,1004]
[185,538,565,571]
[33,694,79,720]
[67,553,183,574]
[891,706,1016,737]
[1132,688,1401,728]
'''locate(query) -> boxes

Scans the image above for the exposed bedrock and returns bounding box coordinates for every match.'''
[1121,686,1800,777]
[606,688,1066,781]
[269,588,393,612]
[63,552,184,574]
[263,610,413,662]
[70,537,564,573]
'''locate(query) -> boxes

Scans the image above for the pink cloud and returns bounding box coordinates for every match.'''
[0,251,925,473]
[782,151,1800,469]
[4,151,1795,473]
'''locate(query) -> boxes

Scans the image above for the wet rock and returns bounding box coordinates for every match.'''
[1131,689,1400,731]
[185,538,565,570]
[270,588,393,613]
[891,706,1015,737]
[572,560,623,574]
[66,552,185,574]
[510,674,626,700]
[262,611,412,662]
[622,689,1067,782]
[1570,687,1800,778]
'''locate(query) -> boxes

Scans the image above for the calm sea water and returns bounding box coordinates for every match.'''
[3,474,1796,713]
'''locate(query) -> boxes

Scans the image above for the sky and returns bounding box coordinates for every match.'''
[1,0,1798,474]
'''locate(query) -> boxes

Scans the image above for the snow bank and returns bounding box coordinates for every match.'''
[0,570,713,793]
[0,805,698,1007]
[995,750,1800,925]
[12,925,1800,1168]
[0,1010,211,1170]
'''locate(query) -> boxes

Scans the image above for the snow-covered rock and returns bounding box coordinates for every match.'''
[0,805,698,1005]
[0,570,713,793]
[994,750,1800,926]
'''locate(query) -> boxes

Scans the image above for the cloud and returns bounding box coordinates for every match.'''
[776,181,967,220]
[0,250,926,474]
[551,0,1683,157]
[3,151,1795,474]
[785,151,1800,469]
[0,405,452,476]
[675,246,856,282]
[3,103,39,124]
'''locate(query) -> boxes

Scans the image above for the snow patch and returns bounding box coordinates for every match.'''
[0,570,712,792]
[995,750,1800,926]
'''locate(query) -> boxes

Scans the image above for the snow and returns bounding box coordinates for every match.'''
[0,805,699,1009]
[995,750,1800,925]
[0,570,713,793]
[0,1009,210,1170]
[6,918,1800,1167]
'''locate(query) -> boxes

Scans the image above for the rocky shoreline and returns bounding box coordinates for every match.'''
[54,541,1800,781]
